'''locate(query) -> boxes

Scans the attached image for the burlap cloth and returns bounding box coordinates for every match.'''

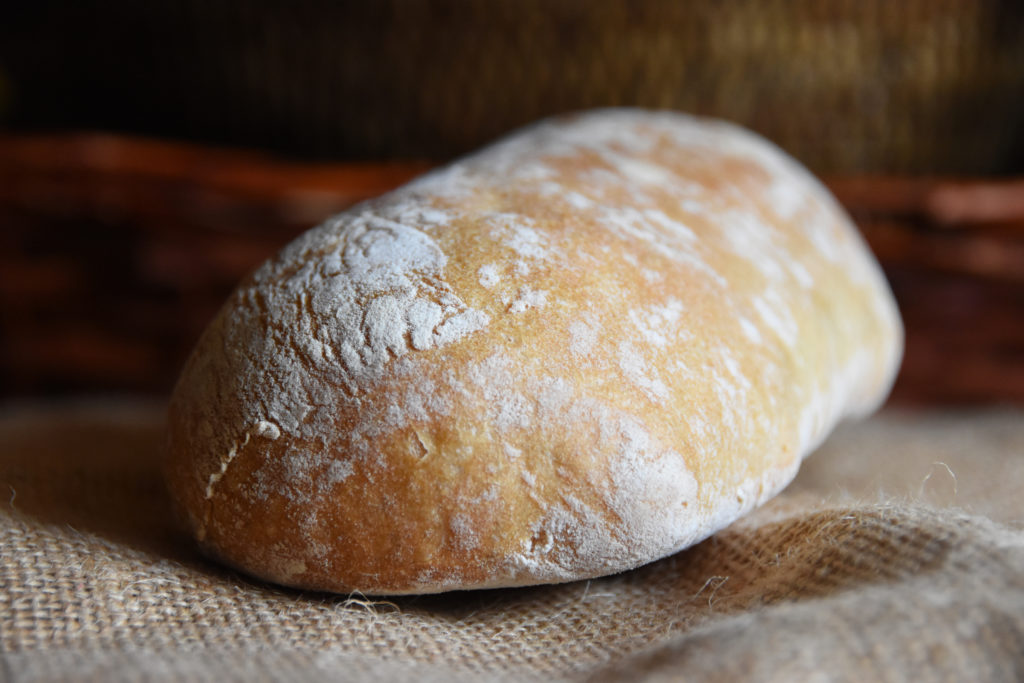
[1,400,1022,681]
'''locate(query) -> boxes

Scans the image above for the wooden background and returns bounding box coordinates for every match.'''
[2,1,1022,404]
[2,134,1022,404]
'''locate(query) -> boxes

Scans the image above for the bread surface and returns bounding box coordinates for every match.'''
[164,110,902,594]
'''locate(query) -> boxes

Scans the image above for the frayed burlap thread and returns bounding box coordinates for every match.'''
[1,402,1023,681]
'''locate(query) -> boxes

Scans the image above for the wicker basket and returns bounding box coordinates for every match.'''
[1,0,1022,173]
[1,134,1022,403]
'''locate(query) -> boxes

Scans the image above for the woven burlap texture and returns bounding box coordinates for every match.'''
[1,401,1023,681]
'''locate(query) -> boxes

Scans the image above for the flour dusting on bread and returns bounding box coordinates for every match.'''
[165,110,902,595]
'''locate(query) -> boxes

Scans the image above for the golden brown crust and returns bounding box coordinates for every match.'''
[164,110,902,594]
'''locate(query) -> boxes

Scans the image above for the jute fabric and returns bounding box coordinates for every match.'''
[1,401,1022,681]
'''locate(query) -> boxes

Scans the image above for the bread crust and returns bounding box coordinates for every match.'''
[164,110,902,594]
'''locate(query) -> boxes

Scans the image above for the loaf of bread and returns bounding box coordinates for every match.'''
[164,110,902,595]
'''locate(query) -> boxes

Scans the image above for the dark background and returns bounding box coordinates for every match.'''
[1,0,1023,402]
[3,0,1023,172]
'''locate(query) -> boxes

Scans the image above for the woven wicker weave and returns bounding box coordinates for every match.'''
[2,134,1023,402]
[1,0,1022,173]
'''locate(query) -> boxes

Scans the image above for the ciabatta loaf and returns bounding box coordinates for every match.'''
[164,110,902,594]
